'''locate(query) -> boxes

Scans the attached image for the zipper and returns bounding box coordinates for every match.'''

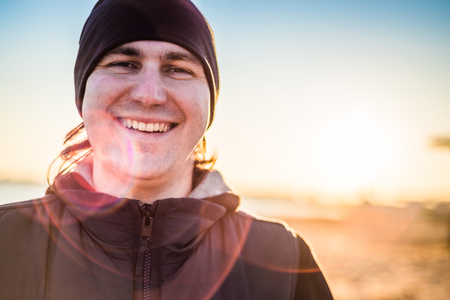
[136,203,154,300]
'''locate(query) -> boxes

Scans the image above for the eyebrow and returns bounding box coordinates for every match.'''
[163,51,201,65]
[103,45,201,66]
[103,46,143,59]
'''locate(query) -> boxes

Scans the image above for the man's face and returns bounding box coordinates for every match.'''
[82,41,210,182]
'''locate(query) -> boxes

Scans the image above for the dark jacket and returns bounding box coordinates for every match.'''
[0,171,333,300]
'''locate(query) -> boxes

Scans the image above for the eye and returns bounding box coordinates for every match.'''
[108,61,137,69]
[169,67,191,74]
[165,67,193,78]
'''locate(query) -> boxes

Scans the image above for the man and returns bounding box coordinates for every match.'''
[0,0,334,299]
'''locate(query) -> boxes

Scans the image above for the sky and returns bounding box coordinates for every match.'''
[0,0,449,205]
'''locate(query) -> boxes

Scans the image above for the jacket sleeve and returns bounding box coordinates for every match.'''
[294,236,334,300]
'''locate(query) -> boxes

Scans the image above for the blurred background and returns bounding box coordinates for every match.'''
[1,0,449,299]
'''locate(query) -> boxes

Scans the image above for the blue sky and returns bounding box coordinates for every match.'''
[1,0,449,204]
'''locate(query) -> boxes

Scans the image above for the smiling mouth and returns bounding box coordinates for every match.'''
[120,118,175,133]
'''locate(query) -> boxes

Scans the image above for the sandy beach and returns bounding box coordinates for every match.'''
[281,203,450,300]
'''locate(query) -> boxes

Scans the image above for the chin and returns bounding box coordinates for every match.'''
[126,158,188,181]
[130,168,169,181]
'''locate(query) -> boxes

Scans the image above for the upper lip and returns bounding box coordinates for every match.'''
[116,115,177,124]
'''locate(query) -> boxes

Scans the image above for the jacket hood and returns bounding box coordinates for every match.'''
[49,157,240,213]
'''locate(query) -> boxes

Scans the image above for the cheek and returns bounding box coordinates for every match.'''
[82,74,124,117]
[82,75,120,146]
[189,83,211,128]
[170,80,210,133]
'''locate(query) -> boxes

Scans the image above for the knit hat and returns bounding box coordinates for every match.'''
[74,0,219,127]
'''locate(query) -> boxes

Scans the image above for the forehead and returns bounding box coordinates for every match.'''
[102,40,202,65]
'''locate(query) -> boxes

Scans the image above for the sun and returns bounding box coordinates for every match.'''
[313,111,395,191]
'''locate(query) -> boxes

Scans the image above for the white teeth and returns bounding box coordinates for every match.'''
[122,118,172,133]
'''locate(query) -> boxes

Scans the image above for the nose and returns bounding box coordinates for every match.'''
[129,66,168,106]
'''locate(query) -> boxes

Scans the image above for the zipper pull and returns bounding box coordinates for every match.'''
[135,210,153,276]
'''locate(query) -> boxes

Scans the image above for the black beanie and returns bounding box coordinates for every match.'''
[74,0,219,127]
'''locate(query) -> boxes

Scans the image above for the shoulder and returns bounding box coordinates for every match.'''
[225,208,301,263]
[0,194,59,211]
[232,208,299,240]
[0,193,62,231]
[0,193,61,217]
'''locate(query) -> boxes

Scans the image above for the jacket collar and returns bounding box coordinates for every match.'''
[49,158,240,212]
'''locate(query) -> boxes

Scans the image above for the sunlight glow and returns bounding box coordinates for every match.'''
[314,112,395,191]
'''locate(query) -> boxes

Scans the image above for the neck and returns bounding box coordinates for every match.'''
[75,156,195,203]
